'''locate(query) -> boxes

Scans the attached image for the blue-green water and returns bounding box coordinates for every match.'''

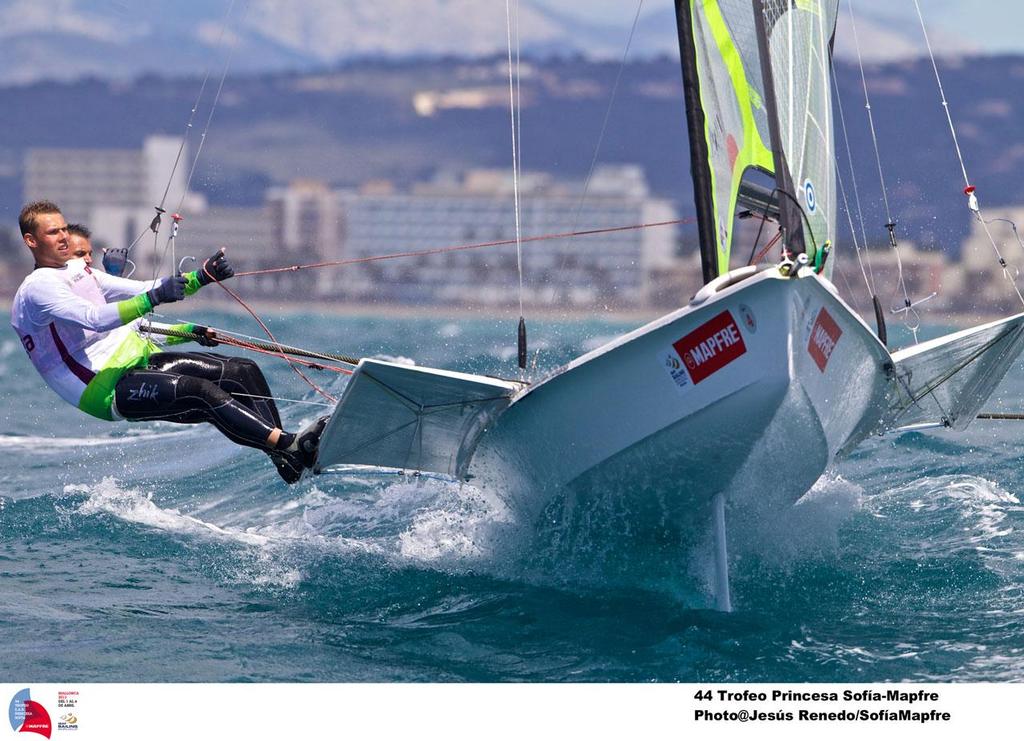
[2,311,1024,682]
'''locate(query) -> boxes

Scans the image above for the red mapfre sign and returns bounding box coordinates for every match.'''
[673,310,747,384]
[808,307,842,372]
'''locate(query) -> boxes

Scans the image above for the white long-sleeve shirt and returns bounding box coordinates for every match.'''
[11,259,191,420]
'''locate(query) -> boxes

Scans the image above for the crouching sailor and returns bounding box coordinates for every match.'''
[10,200,325,483]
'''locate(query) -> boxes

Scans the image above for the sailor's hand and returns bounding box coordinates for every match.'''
[146,276,187,307]
[192,325,219,347]
[102,247,130,277]
[198,248,234,285]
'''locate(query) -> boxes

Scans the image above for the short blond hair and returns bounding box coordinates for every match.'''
[19,201,62,236]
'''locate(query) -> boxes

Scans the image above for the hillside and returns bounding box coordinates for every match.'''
[1,54,1023,259]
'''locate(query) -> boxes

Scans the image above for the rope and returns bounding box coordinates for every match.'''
[912,0,1024,308]
[748,230,782,266]
[848,0,918,339]
[202,263,341,402]
[141,323,359,367]
[230,392,334,408]
[232,217,694,278]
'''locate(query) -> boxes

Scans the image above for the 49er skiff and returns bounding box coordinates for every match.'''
[311,1,1024,609]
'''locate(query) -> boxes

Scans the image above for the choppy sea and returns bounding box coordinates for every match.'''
[2,309,1023,683]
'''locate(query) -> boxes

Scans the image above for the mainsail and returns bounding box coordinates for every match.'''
[756,0,839,278]
[675,0,776,281]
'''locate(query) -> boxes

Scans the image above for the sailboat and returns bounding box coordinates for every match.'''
[311,0,1024,610]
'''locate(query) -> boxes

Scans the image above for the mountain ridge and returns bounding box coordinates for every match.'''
[1,53,1021,263]
[0,0,989,85]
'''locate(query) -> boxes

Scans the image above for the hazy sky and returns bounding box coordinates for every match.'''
[537,0,1024,55]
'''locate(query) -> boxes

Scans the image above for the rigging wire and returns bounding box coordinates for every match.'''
[156,0,249,280]
[911,0,1024,308]
[230,218,694,278]
[830,67,876,299]
[848,0,919,339]
[121,0,241,279]
[158,0,238,218]
[834,157,870,296]
[505,0,527,370]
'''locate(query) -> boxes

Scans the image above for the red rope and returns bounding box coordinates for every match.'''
[234,218,696,277]
[749,230,783,266]
[210,334,353,375]
[204,262,340,403]
[199,217,698,403]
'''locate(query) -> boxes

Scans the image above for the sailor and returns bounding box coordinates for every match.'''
[10,201,325,483]
[67,223,94,266]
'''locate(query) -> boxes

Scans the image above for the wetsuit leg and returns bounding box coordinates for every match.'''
[144,352,282,428]
[114,368,277,450]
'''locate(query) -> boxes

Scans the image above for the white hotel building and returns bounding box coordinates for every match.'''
[24,137,682,308]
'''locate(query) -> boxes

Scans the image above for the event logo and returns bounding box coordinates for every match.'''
[807,307,842,372]
[667,310,747,387]
[8,689,52,739]
[738,304,757,334]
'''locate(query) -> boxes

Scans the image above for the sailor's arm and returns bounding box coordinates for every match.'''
[25,275,184,333]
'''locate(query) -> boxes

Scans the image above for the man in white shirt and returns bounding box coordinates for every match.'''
[11,201,325,483]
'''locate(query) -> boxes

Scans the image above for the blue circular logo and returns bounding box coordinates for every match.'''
[804,179,817,213]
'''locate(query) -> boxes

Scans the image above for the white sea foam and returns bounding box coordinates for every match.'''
[870,475,1021,558]
[299,474,515,567]
[61,478,375,587]
[0,430,188,449]
[65,478,270,546]
[397,485,514,563]
[730,472,867,567]
[372,354,416,366]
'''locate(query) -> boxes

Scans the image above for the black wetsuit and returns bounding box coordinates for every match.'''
[114,352,282,450]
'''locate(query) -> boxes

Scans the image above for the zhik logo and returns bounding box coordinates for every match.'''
[127,382,160,402]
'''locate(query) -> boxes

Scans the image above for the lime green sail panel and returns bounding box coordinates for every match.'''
[687,0,776,276]
[760,0,840,279]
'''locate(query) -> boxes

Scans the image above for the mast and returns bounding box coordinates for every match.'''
[753,0,807,257]
[674,0,721,285]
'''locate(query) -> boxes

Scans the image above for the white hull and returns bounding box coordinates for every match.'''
[469,268,890,534]
[314,266,1024,605]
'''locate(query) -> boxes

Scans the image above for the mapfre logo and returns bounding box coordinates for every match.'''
[672,310,747,384]
[807,308,842,372]
[8,689,51,739]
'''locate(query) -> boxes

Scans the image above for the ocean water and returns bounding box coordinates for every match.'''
[2,310,1024,683]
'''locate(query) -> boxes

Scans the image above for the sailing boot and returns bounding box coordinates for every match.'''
[268,448,305,484]
[294,415,330,469]
[267,416,329,484]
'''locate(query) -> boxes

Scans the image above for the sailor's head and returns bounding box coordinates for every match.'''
[67,223,93,266]
[20,201,69,269]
